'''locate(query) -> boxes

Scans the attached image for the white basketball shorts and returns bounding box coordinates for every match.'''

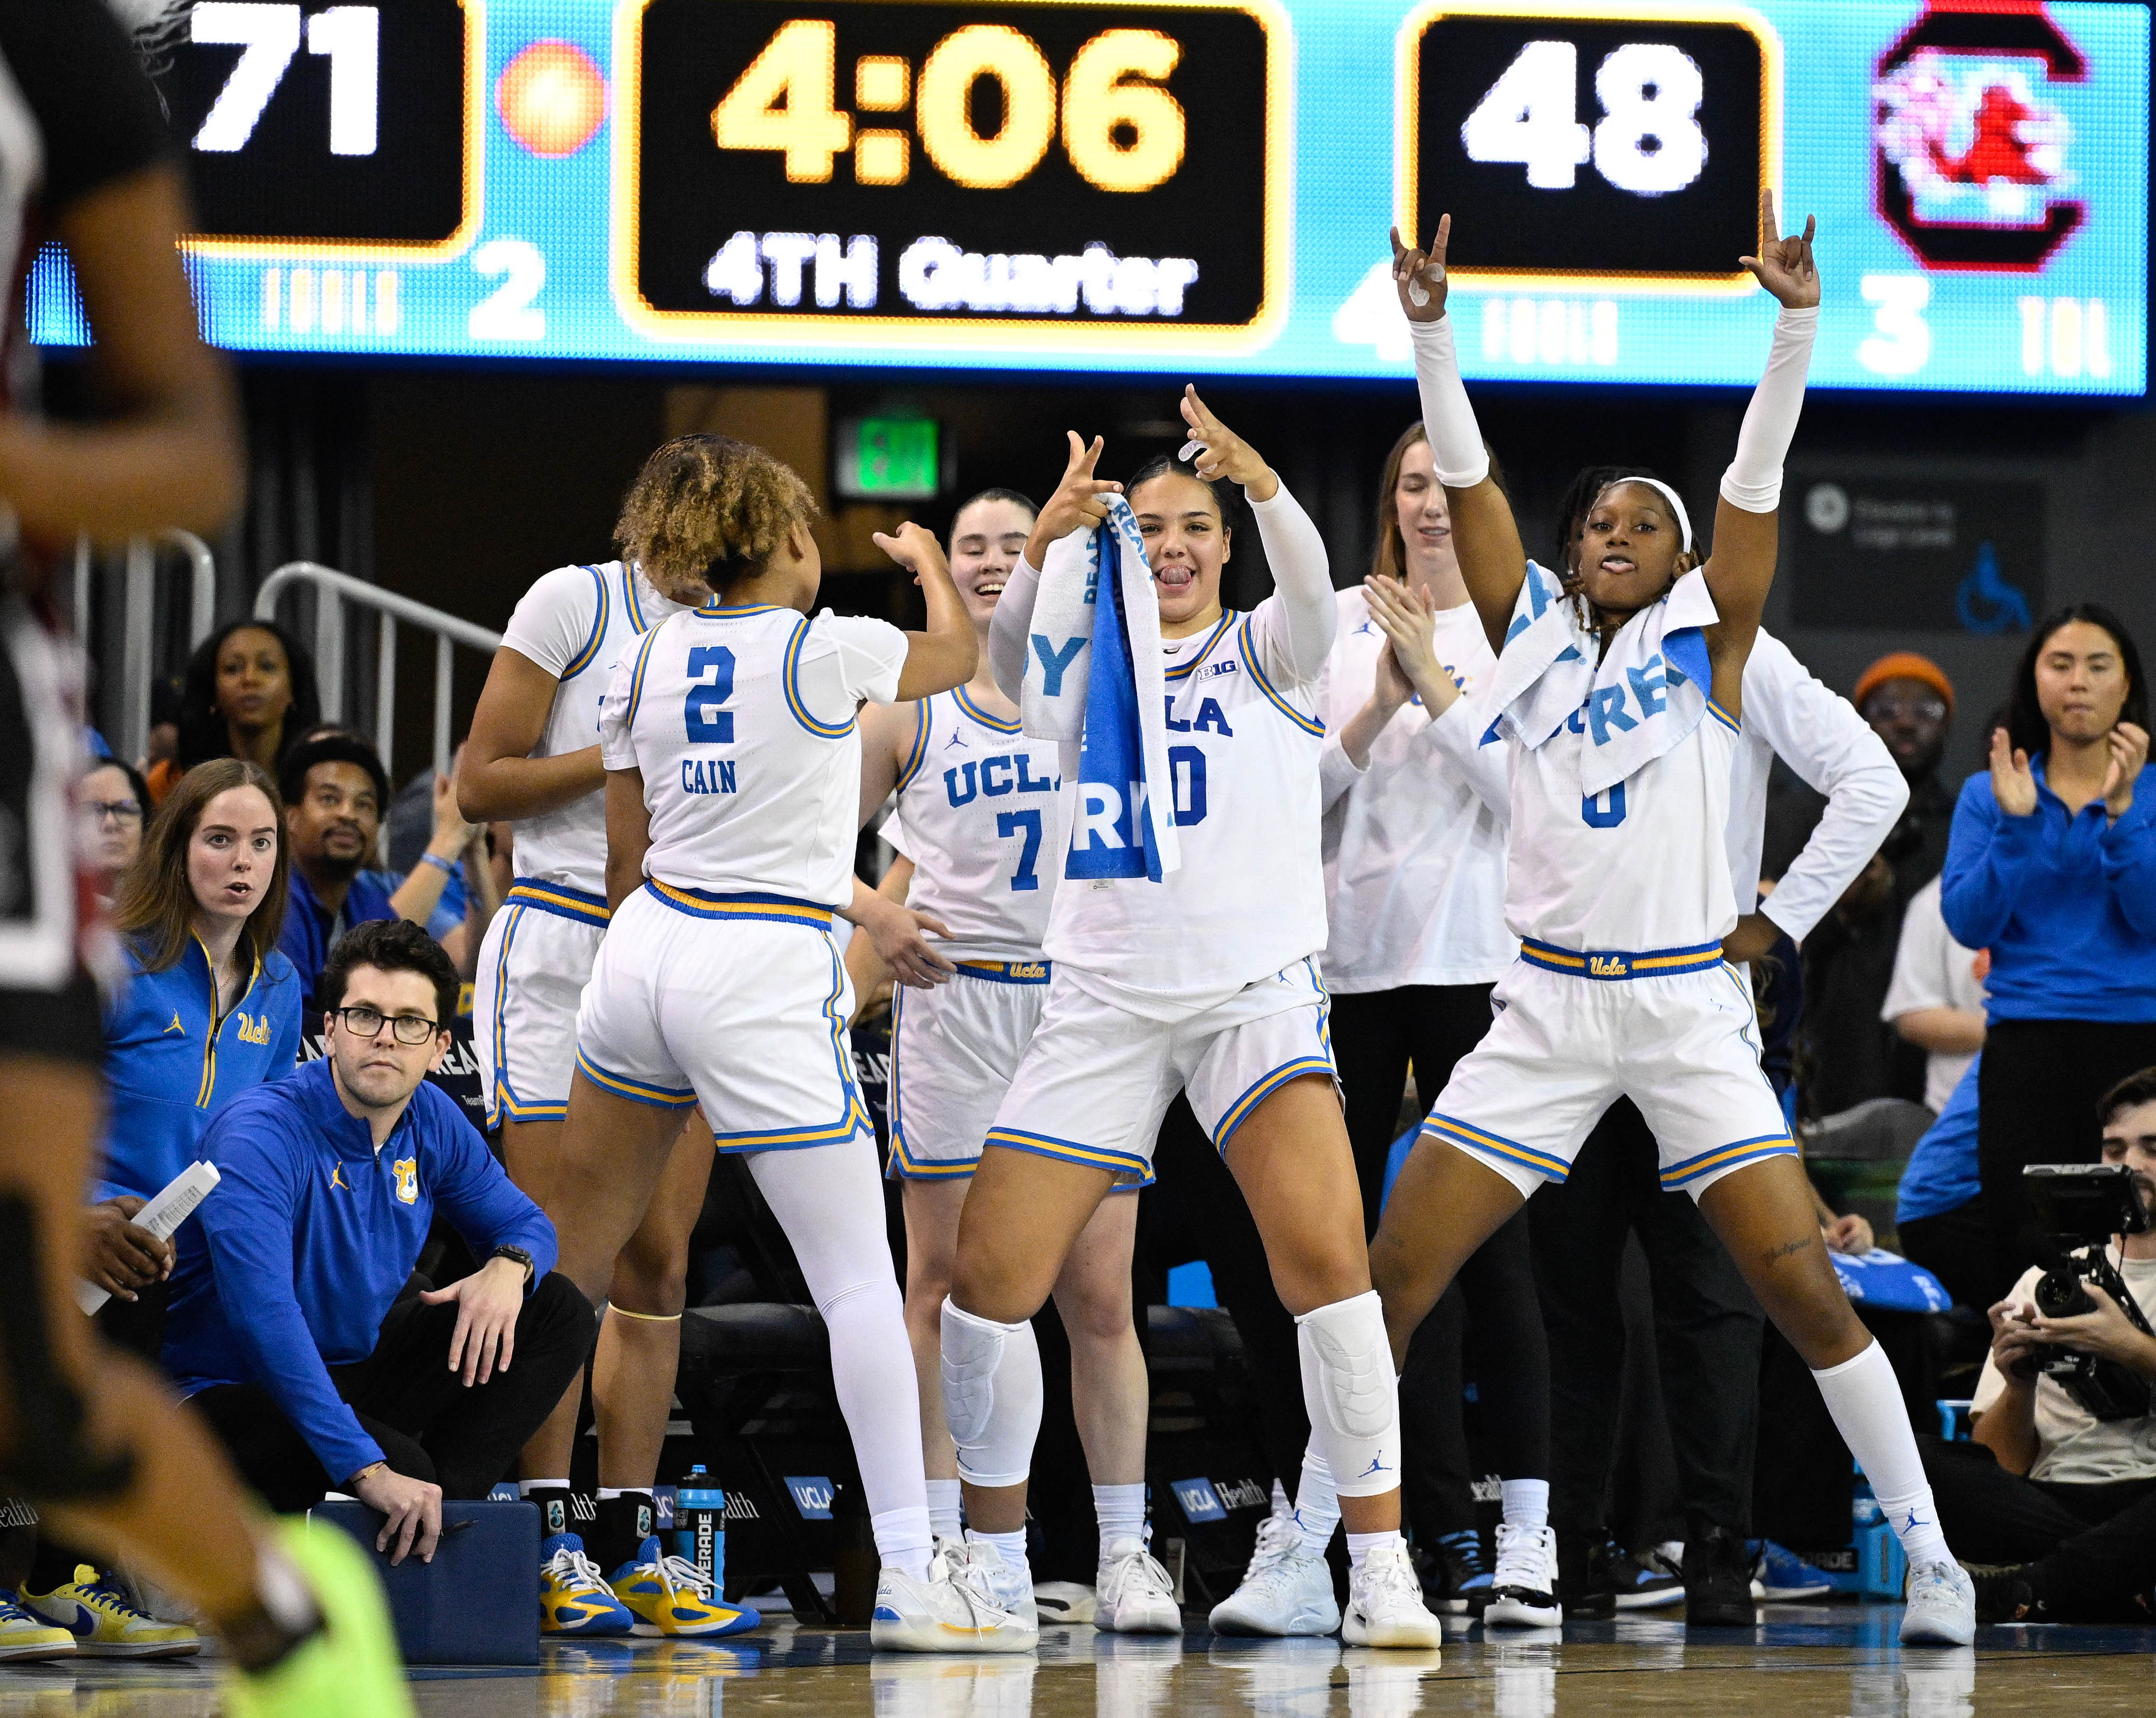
[888,958,1050,1180]
[986,959,1340,1187]
[474,879,610,1127]
[1422,938,1795,1202]
[574,882,871,1153]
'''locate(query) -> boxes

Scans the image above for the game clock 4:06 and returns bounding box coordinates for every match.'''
[612,0,1291,349]
[166,0,482,257]
[1397,0,1782,294]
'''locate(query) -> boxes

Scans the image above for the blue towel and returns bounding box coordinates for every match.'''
[1024,497,1180,882]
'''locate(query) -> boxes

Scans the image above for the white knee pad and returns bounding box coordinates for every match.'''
[939,1298,1041,1490]
[1295,1291,1400,1499]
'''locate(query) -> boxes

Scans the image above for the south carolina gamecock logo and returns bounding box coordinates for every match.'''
[1873,0,2085,271]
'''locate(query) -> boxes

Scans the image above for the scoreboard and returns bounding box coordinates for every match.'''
[30,0,2148,393]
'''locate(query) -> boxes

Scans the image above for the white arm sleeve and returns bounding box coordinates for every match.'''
[1318,737,1366,812]
[1423,697,1510,823]
[1409,317,1490,487]
[1244,483,1335,686]
[1719,306,1819,514]
[1743,639,1908,945]
[987,554,1043,702]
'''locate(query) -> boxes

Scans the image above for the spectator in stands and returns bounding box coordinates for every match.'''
[1790,653,1958,1115]
[30,758,304,1652]
[1923,1067,2156,1623]
[385,746,504,977]
[76,757,151,903]
[1895,1057,1989,1311]
[1944,604,2156,1298]
[276,732,484,1014]
[164,921,592,1563]
[147,620,320,805]
[1882,877,1987,1115]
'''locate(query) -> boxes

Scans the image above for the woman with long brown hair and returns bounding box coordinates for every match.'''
[37,757,300,1653]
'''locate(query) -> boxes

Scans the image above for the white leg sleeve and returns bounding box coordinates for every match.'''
[940,1299,1042,1489]
[1295,1292,1401,1500]
[1811,1341,1951,1567]
[745,1144,927,1524]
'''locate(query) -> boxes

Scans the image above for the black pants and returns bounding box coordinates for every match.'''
[1977,1018,2156,1304]
[1896,1199,1998,1314]
[195,1272,593,1509]
[1529,1099,1764,1540]
[1921,1435,2156,1620]
[1332,984,1549,1532]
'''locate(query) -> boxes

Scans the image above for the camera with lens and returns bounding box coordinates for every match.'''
[2021,1164,2155,1422]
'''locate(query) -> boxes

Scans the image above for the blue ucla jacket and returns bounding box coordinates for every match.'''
[163,1059,557,1485]
[95,936,302,1204]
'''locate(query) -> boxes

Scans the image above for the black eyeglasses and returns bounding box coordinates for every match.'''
[80,800,143,824]
[327,1005,440,1045]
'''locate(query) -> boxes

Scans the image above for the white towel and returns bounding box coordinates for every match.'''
[1484,561,1719,798]
[1020,497,1180,880]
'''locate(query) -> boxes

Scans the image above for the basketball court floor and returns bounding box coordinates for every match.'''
[0,1606,2148,1717]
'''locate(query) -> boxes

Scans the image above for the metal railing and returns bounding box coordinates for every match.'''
[75,530,218,764]
[255,564,501,780]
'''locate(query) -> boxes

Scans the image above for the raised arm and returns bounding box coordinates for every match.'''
[1392,221,1525,656]
[877,525,978,702]
[993,434,1123,698]
[1179,388,1335,682]
[1701,192,1821,707]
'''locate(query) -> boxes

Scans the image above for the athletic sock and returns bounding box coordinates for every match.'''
[591,1491,655,1576]
[221,1541,325,1676]
[1346,1529,1403,1574]
[1810,1342,1951,1568]
[1292,1450,1340,1558]
[1501,1479,1550,1532]
[521,1480,577,1543]
[967,1526,1029,1574]
[1093,1483,1147,1562]
[926,1479,963,1542]
[1270,1478,1291,1518]
[872,1507,935,1583]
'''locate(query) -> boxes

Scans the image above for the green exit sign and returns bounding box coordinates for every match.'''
[836,416,939,500]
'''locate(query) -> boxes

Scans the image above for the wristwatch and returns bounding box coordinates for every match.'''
[491,1245,535,1288]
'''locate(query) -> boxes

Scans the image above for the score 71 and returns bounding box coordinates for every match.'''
[191,2,380,155]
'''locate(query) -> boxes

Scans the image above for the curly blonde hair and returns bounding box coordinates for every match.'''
[614,434,818,596]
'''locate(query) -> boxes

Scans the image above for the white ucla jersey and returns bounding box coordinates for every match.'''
[600,602,909,906]
[1046,604,1330,1021]
[1504,701,1741,957]
[887,686,1064,960]
[499,562,685,897]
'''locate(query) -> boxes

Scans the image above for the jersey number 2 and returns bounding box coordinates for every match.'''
[685,645,736,743]
[996,809,1042,892]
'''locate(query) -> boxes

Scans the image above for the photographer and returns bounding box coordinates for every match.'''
[1919,1068,2156,1622]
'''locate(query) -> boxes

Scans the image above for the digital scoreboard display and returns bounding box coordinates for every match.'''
[28,0,2147,393]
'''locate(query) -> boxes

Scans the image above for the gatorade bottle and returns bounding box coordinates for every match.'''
[676,1466,726,1591]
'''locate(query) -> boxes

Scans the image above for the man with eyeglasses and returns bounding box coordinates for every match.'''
[162,920,593,1565]
[1772,652,1961,1116]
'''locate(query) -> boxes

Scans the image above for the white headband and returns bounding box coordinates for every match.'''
[1602,476,1693,554]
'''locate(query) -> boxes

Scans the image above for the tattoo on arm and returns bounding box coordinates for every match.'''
[1764,1234,1818,1263]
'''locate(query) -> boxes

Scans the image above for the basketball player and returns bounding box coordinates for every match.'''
[535,435,1030,1650]
[853,488,1176,1636]
[1375,197,1976,1645]
[459,528,747,1636]
[940,391,1443,1650]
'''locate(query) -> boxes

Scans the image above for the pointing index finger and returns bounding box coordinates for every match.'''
[1758,187,1779,251]
[1428,213,1451,271]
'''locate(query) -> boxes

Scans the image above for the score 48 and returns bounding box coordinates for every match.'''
[714,18,1184,192]
[1399,1,1782,294]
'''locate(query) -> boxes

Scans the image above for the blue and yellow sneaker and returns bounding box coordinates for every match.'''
[0,1592,74,1661]
[608,1537,760,1638]
[541,1533,635,1636]
[20,1565,201,1656]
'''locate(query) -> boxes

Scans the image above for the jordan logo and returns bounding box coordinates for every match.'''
[329,1163,350,1192]
[1359,1457,1390,1478]
[164,1012,184,1035]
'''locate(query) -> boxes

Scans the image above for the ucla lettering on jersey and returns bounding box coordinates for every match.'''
[600,602,909,907]
[889,687,1067,959]
[1047,608,1330,1017]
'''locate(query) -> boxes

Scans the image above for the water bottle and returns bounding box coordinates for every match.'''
[675,1466,726,1591]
